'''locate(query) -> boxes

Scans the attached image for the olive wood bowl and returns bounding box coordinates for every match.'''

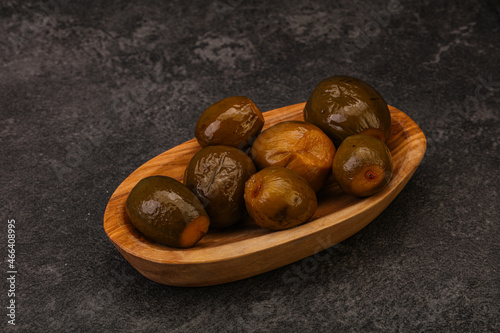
[103,102,426,287]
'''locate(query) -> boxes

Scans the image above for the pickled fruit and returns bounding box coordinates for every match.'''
[126,175,210,248]
[304,75,391,146]
[184,145,256,228]
[332,134,393,197]
[195,96,264,149]
[250,121,335,192]
[244,167,317,230]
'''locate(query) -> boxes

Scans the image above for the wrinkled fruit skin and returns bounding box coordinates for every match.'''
[195,96,264,150]
[126,176,210,248]
[184,145,257,228]
[244,167,317,230]
[304,75,391,146]
[250,121,335,192]
[332,134,393,197]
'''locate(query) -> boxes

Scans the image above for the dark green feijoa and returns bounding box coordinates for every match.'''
[195,96,264,150]
[126,176,210,248]
[304,75,391,146]
[332,134,393,197]
[244,167,317,230]
[184,145,257,228]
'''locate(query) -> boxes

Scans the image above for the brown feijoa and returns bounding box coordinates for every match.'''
[332,134,393,197]
[250,121,335,192]
[195,96,264,150]
[244,167,317,230]
[126,176,210,248]
[304,75,391,146]
[184,145,257,228]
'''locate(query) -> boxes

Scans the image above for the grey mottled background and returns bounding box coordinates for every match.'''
[1,0,499,332]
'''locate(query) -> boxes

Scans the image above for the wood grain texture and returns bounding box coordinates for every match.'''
[103,102,426,287]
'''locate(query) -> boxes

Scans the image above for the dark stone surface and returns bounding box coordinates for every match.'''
[1,0,499,331]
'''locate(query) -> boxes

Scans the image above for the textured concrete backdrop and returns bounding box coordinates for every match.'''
[1,0,499,331]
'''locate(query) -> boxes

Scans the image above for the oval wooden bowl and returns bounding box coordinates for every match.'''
[104,102,426,287]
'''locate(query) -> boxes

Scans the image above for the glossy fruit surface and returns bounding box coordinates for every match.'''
[250,121,335,192]
[195,96,264,150]
[184,145,256,228]
[332,134,393,197]
[304,75,391,146]
[244,167,317,230]
[126,175,209,248]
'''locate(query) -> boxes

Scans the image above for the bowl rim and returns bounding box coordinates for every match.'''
[103,103,427,265]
